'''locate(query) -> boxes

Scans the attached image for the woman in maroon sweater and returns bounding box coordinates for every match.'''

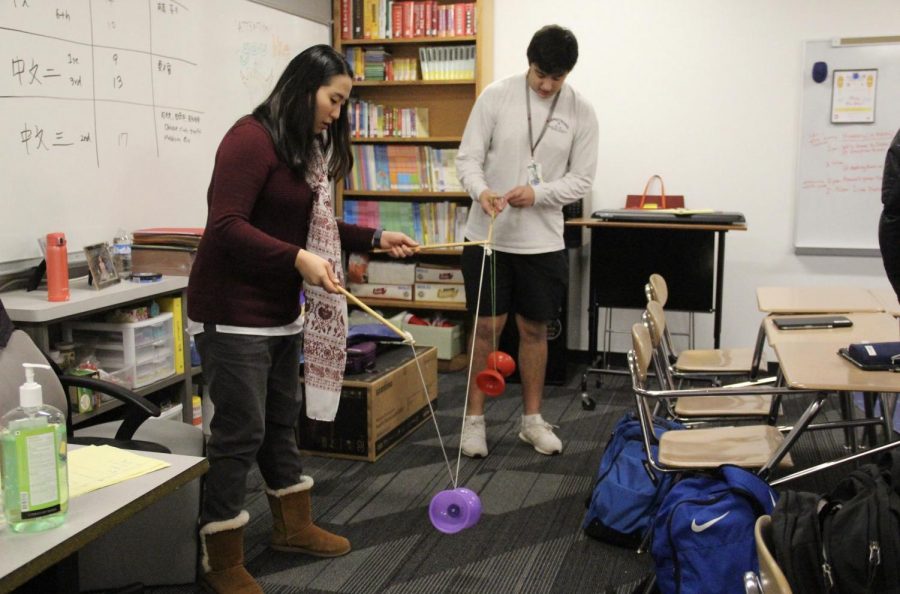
[189,45,415,593]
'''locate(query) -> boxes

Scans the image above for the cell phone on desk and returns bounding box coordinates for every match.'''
[772,315,853,330]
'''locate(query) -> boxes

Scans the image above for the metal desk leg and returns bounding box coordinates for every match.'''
[758,393,827,480]
[750,320,767,381]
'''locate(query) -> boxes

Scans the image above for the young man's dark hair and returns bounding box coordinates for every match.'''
[526,25,579,75]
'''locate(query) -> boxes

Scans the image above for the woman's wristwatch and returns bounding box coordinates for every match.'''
[371,228,384,248]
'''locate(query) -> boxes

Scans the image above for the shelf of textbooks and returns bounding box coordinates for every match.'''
[333,0,491,322]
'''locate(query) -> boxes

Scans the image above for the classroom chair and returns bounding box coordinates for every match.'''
[743,515,792,594]
[629,322,802,474]
[0,327,204,589]
[643,300,781,425]
[645,273,697,349]
[644,296,760,386]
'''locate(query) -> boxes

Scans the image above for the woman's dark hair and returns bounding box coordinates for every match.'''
[526,25,578,75]
[252,44,353,180]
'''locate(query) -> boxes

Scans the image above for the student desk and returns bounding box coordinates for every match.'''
[751,287,889,378]
[0,447,208,592]
[762,337,900,483]
[756,286,883,315]
[567,218,746,366]
[870,287,900,316]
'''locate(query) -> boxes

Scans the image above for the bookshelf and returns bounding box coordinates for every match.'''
[334,0,492,364]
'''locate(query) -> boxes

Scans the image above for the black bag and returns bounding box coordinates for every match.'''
[771,490,827,593]
[772,450,900,594]
[821,464,900,593]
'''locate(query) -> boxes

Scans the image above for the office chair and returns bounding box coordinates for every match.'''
[0,328,204,589]
[643,300,781,425]
[629,322,802,473]
[744,515,793,594]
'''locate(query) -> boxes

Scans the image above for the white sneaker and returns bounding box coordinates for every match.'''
[461,415,488,458]
[518,414,563,455]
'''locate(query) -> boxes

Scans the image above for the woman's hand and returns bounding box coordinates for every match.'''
[379,231,419,258]
[295,249,340,293]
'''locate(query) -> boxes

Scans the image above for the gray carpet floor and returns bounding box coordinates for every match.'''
[141,361,871,594]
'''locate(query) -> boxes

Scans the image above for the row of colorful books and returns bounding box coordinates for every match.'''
[349,99,429,138]
[345,145,464,193]
[343,47,417,82]
[343,200,469,247]
[418,45,475,81]
[340,0,476,41]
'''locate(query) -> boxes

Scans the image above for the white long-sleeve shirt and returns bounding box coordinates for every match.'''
[456,72,599,254]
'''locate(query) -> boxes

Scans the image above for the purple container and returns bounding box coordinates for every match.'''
[429,487,482,534]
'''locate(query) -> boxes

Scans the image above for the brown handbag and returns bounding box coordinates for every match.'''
[625,175,685,209]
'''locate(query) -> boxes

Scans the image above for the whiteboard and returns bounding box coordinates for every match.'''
[795,38,900,255]
[0,0,328,265]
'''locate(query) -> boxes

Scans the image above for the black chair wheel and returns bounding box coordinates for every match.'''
[581,394,596,411]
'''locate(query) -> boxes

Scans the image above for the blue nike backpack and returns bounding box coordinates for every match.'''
[583,412,684,548]
[650,465,777,594]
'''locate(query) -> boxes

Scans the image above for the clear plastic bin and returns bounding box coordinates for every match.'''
[63,312,176,388]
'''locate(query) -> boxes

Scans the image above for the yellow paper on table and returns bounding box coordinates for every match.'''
[68,445,170,498]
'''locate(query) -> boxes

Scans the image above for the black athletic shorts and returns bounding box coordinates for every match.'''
[461,244,568,322]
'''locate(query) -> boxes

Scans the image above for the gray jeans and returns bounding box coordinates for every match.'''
[197,325,304,524]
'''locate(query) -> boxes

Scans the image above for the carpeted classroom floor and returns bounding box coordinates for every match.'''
[141,358,869,594]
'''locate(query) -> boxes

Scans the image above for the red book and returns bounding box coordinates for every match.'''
[423,1,433,37]
[341,0,351,39]
[401,1,415,38]
[453,3,465,36]
[413,2,425,38]
[465,3,475,35]
[391,2,403,38]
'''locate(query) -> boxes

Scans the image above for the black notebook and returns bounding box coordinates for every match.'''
[772,315,853,330]
[590,209,746,225]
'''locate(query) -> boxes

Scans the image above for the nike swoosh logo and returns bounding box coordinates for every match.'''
[691,511,730,533]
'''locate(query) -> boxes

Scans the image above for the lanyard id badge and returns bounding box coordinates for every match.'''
[525,75,560,188]
[526,160,543,186]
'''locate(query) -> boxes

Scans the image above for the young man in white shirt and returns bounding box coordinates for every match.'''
[456,25,599,457]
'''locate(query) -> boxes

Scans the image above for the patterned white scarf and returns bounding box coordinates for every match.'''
[303,143,347,421]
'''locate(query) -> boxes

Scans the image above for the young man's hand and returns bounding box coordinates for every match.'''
[478,190,506,215]
[504,185,536,208]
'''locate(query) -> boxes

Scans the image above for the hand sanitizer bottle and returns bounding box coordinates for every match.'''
[0,363,69,532]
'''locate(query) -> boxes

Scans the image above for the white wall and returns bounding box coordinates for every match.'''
[488,0,900,352]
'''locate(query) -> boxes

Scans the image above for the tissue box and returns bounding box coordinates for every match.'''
[347,282,414,301]
[367,260,417,285]
[415,264,464,284]
[415,283,466,304]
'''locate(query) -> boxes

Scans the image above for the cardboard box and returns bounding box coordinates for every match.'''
[347,282,414,301]
[367,260,417,285]
[415,264,464,284]
[402,322,464,360]
[415,283,466,304]
[298,346,438,461]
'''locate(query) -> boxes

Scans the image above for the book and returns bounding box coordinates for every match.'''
[132,227,203,248]
[155,295,185,374]
[131,245,197,276]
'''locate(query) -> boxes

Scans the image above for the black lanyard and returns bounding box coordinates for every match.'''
[526,75,561,159]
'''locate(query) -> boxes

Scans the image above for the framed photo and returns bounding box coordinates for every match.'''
[831,68,877,123]
[84,242,120,289]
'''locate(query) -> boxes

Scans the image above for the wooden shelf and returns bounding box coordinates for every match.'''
[343,190,469,199]
[342,35,477,46]
[353,79,475,87]
[360,297,467,311]
[351,136,462,144]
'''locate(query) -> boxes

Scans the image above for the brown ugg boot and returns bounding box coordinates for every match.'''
[199,511,262,594]
[267,476,351,557]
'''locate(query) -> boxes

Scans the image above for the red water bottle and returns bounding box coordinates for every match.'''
[46,232,69,302]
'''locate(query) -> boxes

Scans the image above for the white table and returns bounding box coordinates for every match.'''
[0,447,208,592]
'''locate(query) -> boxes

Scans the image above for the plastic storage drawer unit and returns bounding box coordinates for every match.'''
[63,312,176,389]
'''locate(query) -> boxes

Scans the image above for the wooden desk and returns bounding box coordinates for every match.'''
[0,448,208,592]
[756,286,882,314]
[870,287,900,316]
[568,218,746,363]
[761,335,900,483]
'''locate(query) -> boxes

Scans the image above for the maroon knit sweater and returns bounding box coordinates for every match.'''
[188,116,373,327]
